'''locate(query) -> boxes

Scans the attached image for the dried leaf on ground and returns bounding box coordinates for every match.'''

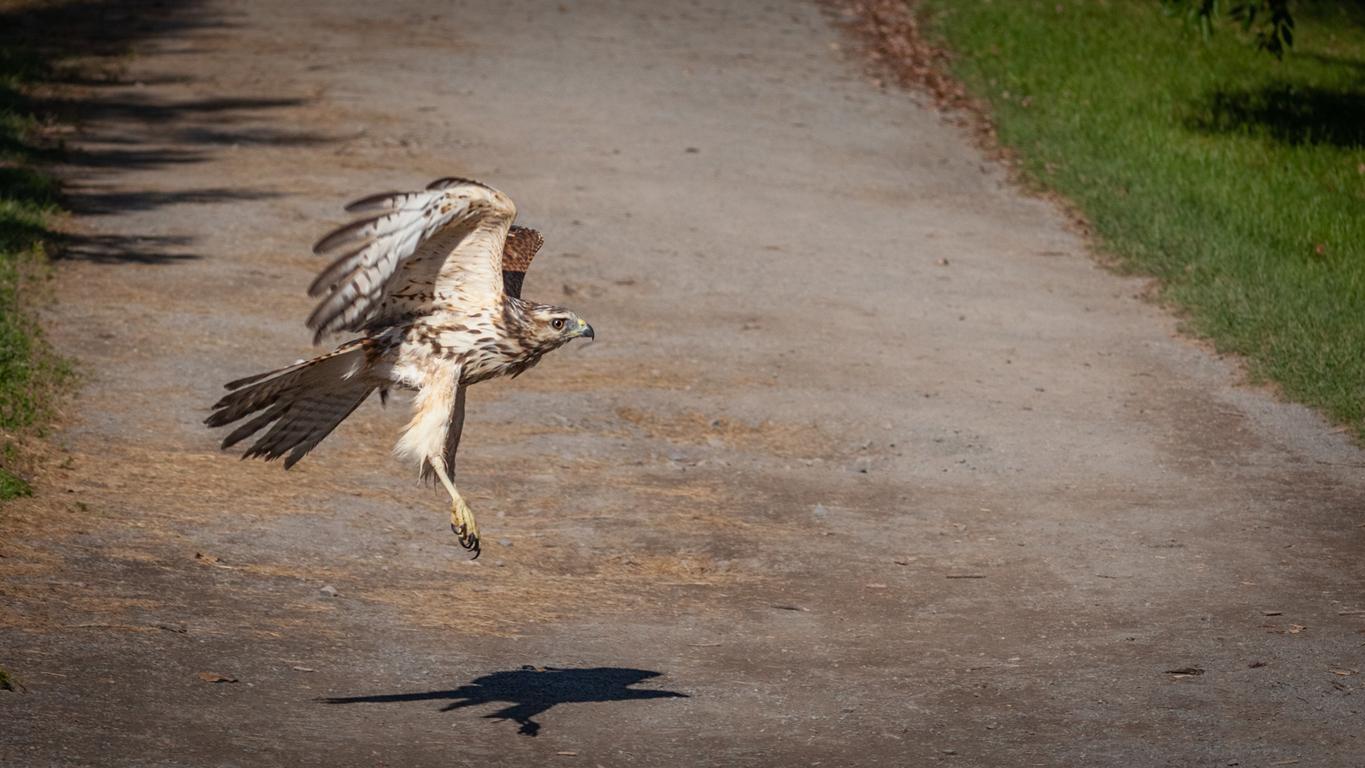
[194,552,233,569]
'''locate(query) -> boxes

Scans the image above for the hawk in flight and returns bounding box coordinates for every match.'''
[206,177,593,556]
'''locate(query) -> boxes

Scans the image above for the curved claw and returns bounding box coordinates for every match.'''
[449,496,481,559]
[451,522,481,558]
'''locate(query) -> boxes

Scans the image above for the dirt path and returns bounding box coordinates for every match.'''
[4,1,1365,765]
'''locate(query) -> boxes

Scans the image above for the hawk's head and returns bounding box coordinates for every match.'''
[519,303,594,353]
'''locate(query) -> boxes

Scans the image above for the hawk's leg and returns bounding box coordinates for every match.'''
[429,458,480,558]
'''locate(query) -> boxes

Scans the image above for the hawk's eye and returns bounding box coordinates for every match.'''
[551,318,566,331]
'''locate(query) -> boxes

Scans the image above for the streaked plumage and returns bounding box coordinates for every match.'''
[206,177,594,555]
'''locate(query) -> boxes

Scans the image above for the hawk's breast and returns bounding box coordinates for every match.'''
[393,313,530,388]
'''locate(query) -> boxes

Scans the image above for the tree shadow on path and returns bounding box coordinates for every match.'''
[1,0,335,264]
[323,666,688,737]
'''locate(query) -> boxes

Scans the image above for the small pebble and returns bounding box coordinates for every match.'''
[318,585,338,597]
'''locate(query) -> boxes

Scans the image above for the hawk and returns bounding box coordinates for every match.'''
[205,177,594,556]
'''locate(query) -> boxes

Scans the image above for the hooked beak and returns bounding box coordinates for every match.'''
[576,318,595,340]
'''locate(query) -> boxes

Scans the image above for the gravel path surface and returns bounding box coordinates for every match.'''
[3,1,1363,765]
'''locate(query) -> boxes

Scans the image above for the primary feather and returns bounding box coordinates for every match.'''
[305,179,516,343]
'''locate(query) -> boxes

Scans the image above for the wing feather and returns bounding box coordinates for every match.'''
[306,178,516,343]
[307,242,370,298]
[501,226,544,299]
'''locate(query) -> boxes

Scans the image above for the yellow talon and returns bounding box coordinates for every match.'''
[450,495,481,557]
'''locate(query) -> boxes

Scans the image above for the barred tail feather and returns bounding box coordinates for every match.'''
[206,343,376,469]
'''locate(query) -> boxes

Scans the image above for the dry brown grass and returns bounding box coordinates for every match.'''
[615,406,835,460]
[366,547,745,635]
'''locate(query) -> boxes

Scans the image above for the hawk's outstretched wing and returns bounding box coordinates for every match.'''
[306,177,518,343]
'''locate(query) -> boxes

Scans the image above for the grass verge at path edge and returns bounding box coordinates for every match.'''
[912,0,1365,436]
[0,3,72,500]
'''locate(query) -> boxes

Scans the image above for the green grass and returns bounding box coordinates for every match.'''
[0,33,68,499]
[0,665,24,692]
[920,0,1365,433]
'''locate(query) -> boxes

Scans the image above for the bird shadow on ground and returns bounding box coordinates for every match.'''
[322,666,688,737]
